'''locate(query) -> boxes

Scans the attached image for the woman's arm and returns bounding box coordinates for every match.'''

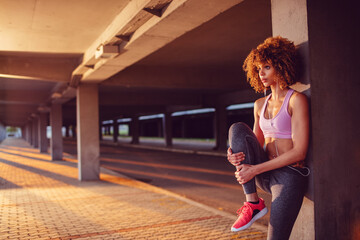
[253,92,309,174]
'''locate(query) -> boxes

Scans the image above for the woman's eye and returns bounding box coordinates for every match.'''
[265,66,270,69]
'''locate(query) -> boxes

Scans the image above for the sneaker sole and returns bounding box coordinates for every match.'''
[231,207,268,232]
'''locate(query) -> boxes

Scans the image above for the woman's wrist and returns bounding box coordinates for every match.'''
[254,164,263,175]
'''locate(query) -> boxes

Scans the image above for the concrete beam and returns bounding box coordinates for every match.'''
[0,53,81,82]
[0,90,50,104]
[103,66,245,90]
[78,0,244,82]
[99,90,202,106]
[0,104,36,127]
[72,0,153,78]
[204,89,261,107]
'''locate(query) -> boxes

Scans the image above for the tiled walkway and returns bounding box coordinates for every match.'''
[0,138,267,239]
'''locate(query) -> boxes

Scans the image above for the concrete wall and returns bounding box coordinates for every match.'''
[307,0,360,239]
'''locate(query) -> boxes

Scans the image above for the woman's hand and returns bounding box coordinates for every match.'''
[227,148,245,167]
[235,164,257,184]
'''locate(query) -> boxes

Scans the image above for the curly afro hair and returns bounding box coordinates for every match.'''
[243,36,297,93]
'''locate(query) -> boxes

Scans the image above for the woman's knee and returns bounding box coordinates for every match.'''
[229,122,252,139]
[228,122,252,151]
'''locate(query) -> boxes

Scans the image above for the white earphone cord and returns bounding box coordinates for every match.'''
[264,89,310,177]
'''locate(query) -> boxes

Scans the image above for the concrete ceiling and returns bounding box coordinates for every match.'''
[0,0,272,127]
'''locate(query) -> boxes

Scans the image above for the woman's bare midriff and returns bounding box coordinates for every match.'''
[265,138,293,159]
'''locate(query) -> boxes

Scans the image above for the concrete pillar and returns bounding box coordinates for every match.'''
[131,116,140,144]
[99,124,103,140]
[0,123,5,142]
[162,112,173,147]
[32,117,39,148]
[213,105,227,151]
[113,119,118,143]
[38,112,48,153]
[26,123,32,144]
[306,1,359,239]
[271,0,313,239]
[157,119,162,137]
[50,104,63,160]
[181,117,186,138]
[76,84,100,181]
[65,126,70,137]
[72,124,77,138]
[21,126,26,139]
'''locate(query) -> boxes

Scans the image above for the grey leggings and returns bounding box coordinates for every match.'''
[229,122,307,240]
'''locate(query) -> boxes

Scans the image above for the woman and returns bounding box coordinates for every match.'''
[227,36,310,239]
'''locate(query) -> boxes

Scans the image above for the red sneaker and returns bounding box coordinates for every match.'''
[231,198,268,232]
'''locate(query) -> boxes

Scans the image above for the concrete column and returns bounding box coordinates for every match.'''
[181,118,186,138]
[113,120,118,143]
[213,105,227,151]
[307,1,359,239]
[131,116,140,144]
[99,124,103,141]
[162,112,173,147]
[157,119,162,137]
[0,123,5,142]
[26,123,32,144]
[21,126,26,139]
[72,124,77,138]
[38,112,48,153]
[65,126,70,137]
[50,104,63,160]
[32,117,39,148]
[271,0,313,239]
[76,84,100,181]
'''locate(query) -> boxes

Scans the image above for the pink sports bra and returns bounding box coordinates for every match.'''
[259,89,294,139]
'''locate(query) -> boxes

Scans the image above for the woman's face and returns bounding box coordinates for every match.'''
[258,62,277,88]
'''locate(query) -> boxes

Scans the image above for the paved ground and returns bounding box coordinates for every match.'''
[0,138,267,239]
[96,137,271,225]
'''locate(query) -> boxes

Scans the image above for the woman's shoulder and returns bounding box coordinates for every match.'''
[254,96,266,109]
[289,89,309,114]
[254,97,267,116]
[290,90,308,105]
